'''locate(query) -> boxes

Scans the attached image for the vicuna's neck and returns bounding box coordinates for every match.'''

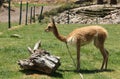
[53,26,66,43]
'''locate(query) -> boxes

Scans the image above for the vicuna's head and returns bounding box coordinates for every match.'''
[45,18,56,32]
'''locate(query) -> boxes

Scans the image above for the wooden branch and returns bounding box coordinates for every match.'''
[45,55,59,64]
[33,40,41,51]
[28,47,34,54]
[33,57,55,69]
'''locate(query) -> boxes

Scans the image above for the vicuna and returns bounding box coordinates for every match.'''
[45,18,109,71]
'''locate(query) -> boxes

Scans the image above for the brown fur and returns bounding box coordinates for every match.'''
[45,18,109,71]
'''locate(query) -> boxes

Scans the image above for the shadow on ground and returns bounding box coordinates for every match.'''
[19,68,114,78]
[58,69,114,74]
[19,69,63,78]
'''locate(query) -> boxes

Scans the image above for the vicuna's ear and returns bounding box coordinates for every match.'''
[50,17,55,25]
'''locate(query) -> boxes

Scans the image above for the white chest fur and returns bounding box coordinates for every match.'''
[67,36,77,45]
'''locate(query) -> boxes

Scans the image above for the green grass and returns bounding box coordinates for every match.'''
[0,23,18,32]
[43,3,79,17]
[13,2,47,8]
[0,23,120,79]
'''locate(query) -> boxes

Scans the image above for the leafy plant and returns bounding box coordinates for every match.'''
[43,3,79,17]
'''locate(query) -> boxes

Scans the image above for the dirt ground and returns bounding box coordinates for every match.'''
[0,5,59,23]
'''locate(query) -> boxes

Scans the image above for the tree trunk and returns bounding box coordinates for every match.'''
[18,41,61,74]
[110,0,117,4]
[97,0,104,4]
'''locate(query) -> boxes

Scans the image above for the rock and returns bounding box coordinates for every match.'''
[10,34,22,38]
[54,6,120,24]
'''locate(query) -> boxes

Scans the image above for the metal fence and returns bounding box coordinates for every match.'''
[8,0,44,28]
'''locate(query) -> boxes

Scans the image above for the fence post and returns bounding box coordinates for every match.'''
[19,1,22,25]
[39,6,43,23]
[33,6,36,23]
[67,10,70,24]
[30,7,33,24]
[8,0,11,28]
[25,1,28,25]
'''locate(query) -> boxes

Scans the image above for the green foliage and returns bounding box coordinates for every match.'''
[44,3,79,17]
[0,23,120,79]
[13,2,46,9]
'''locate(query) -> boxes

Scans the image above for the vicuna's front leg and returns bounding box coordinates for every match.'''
[76,41,81,71]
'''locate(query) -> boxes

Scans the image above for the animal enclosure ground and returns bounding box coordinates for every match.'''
[0,23,120,79]
[0,4,59,23]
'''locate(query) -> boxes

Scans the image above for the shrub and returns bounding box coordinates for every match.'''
[43,3,79,17]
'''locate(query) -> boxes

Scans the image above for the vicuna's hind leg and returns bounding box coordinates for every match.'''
[94,35,109,70]
[104,49,109,69]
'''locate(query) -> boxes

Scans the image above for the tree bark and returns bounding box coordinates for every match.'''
[18,41,61,74]
[110,0,117,4]
[97,0,104,4]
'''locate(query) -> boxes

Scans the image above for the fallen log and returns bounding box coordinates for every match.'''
[18,40,61,74]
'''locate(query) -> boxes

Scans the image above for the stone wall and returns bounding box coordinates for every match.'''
[54,5,120,24]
